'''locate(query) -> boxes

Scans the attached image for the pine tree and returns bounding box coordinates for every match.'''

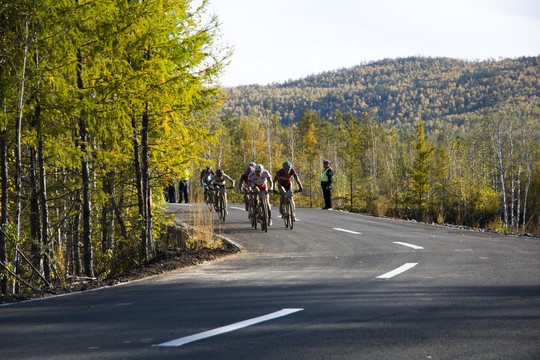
[409,122,434,221]
[297,110,320,207]
[335,112,368,211]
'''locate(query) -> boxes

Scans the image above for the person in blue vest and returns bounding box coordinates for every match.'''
[321,159,333,210]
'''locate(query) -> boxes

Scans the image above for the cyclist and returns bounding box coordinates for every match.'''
[200,165,215,205]
[239,162,256,212]
[248,164,274,226]
[274,161,303,219]
[212,169,235,211]
[200,165,215,187]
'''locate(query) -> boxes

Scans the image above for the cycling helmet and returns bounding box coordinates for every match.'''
[248,162,256,168]
[254,164,263,172]
[216,169,223,176]
[282,161,292,170]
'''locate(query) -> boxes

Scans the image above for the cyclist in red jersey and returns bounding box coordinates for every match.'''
[239,162,256,211]
[274,161,303,218]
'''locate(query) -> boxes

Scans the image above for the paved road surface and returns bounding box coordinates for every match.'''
[1,203,539,359]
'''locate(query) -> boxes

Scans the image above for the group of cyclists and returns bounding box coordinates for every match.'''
[200,161,304,227]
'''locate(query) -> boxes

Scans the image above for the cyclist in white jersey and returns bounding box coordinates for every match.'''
[248,164,273,226]
[211,169,235,214]
[212,169,234,188]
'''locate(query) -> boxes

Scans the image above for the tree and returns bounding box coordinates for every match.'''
[0,0,230,294]
[335,112,368,210]
[297,110,321,207]
[485,105,538,230]
[409,122,434,221]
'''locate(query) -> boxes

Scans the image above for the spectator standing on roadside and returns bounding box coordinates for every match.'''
[167,177,176,203]
[321,159,333,210]
[178,168,190,203]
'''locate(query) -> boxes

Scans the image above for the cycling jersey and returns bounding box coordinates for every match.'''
[248,169,271,191]
[240,169,252,186]
[212,173,233,186]
[276,168,297,184]
[200,168,214,185]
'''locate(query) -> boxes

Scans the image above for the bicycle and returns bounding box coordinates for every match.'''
[214,185,232,222]
[250,190,270,232]
[281,189,301,229]
[203,185,214,211]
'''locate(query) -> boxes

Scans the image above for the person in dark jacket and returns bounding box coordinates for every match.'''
[178,169,190,203]
[321,159,333,210]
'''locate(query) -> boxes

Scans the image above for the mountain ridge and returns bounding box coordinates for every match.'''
[221,56,539,131]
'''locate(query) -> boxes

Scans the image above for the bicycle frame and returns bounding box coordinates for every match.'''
[204,186,214,211]
[214,185,229,222]
[249,190,269,232]
[282,190,295,229]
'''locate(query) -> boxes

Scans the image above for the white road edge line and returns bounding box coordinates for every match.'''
[333,228,362,235]
[153,308,304,347]
[230,206,245,210]
[377,263,418,279]
[393,242,424,250]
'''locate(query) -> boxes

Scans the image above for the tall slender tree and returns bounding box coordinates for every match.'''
[409,122,434,221]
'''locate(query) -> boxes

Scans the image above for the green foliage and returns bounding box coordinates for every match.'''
[0,0,229,291]
[408,122,434,220]
[221,57,539,132]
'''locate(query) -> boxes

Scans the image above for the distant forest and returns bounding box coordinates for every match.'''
[211,56,539,235]
[221,56,539,132]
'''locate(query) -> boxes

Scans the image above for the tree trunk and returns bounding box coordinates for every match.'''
[13,15,29,293]
[349,178,353,210]
[132,115,146,259]
[101,171,114,254]
[0,131,8,294]
[77,48,93,278]
[73,195,82,275]
[489,114,509,229]
[37,104,51,281]
[141,104,152,260]
[508,123,516,229]
[29,148,42,272]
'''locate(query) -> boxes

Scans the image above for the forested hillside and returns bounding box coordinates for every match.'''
[211,56,539,240]
[221,57,539,132]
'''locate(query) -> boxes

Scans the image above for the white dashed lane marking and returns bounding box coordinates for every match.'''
[393,242,424,250]
[154,308,304,347]
[333,228,362,235]
[377,263,418,279]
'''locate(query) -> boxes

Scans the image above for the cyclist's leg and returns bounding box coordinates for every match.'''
[291,196,296,220]
[267,193,272,226]
[279,183,289,216]
[253,186,260,221]
[278,184,284,216]
[213,187,219,207]
[248,194,254,217]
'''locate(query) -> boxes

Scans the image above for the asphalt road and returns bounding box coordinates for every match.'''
[1,202,539,360]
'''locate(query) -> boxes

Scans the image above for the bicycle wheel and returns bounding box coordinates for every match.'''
[251,201,257,229]
[287,200,294,230]
[222,194,228,222]
[283,201,290,228]
[261,201,268,232]
[204,191,211,211]
[218,196,225,221]
[251,209,257,229]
